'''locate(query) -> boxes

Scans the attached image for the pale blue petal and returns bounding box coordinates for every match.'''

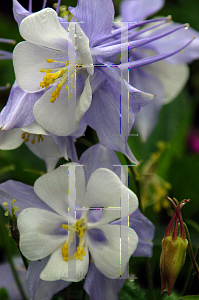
[13,0,31,27]
[0,181,53,216]
[145,22,199,64]
[1,82,43,130]
[50,135,79,162]
[0,258,29,300]
[79,143,125,185]
[121,0,165,22]
[112,209,155,258]
[69,0,114,45]
[84,260,126,300]
[27,257,70,300]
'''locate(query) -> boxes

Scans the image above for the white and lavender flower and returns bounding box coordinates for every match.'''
[12,0,154,163]
[120,0,199,140]
[16,164,138,281]
[0,144,155,299]
[12,0,196,162]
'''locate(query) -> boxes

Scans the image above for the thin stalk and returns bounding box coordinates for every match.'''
[183,247,199,295]
[82,287,86,300]
[18,248,28,270]
[125,156,155,299]
[183,222,199,280]
[146,258,156,300]
[130,166,143,214]
[0,214,28,300]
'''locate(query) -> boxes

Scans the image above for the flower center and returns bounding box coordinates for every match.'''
[61,218,86,262]
[21,132,44,144]
[40,59,76,103]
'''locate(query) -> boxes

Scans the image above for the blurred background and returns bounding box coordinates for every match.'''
[0,0,199,299]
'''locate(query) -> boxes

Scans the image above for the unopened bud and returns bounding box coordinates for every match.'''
[160,235,188,295]
[160,197,190,295]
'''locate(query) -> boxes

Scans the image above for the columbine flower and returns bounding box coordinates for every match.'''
[160,197,189,295]
[0,144,155,299]
[13,7,94,136]
[12,0,196,163]
[17,164,138,281]
[12,1,155,163]
[120,0,199,140]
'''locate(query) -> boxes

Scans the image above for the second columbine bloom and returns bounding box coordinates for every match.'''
[17,164,138,281]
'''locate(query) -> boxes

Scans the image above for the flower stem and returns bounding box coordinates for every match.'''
[0,214,28,300]
[183,247,199,295]
[130,166,144,214]
[146,257,156,300]
[125,157,155,299]
[18,248,28,270]
[183,222,199,280]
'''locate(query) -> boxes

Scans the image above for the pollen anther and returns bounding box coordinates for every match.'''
[61,218,86,262]
[46,59,54,63]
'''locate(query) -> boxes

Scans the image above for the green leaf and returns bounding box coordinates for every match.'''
[119,280,146,300]
[179,296,199,300]
[0,288,9,300]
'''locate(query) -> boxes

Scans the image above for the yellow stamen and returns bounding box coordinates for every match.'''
[70,73,75,79]
[46,59,54,63]
[38,135,44,143]
[21,132,25,139]
[3,199,19,217]
[40,58,76,102]
[21,132,44,144]
[62,218,86,262]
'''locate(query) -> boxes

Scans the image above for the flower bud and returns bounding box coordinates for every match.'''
[160,197,190,295]
[160,235,188,295]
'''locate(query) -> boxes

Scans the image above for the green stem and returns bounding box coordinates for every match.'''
[124,157,144,213]
[125,156,155,299]
[0,214,28,300]
[18,248,28,270]
[78,137,93,148]
[183,247,199,295]
[130,166,142,208]
[146,258,156,300]
[82,288,86,300]
[183,222,199,280]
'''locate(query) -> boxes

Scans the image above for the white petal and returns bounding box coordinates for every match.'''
[25,134,62,163]
[69,23,94,75]
[40,246,89,282]
[86,225,138,279]
[17,208,67,260]
[34,164,85,219]
[21,121,48,135]
[161,63,189,104]
[33,83,77,136]
[142,54,189,104]
[0,128,23,150]
[76,76,92,125]
[85,168,138,226]
[13,41,65,93]
[43,157,60,173]
[19,8,69,52]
